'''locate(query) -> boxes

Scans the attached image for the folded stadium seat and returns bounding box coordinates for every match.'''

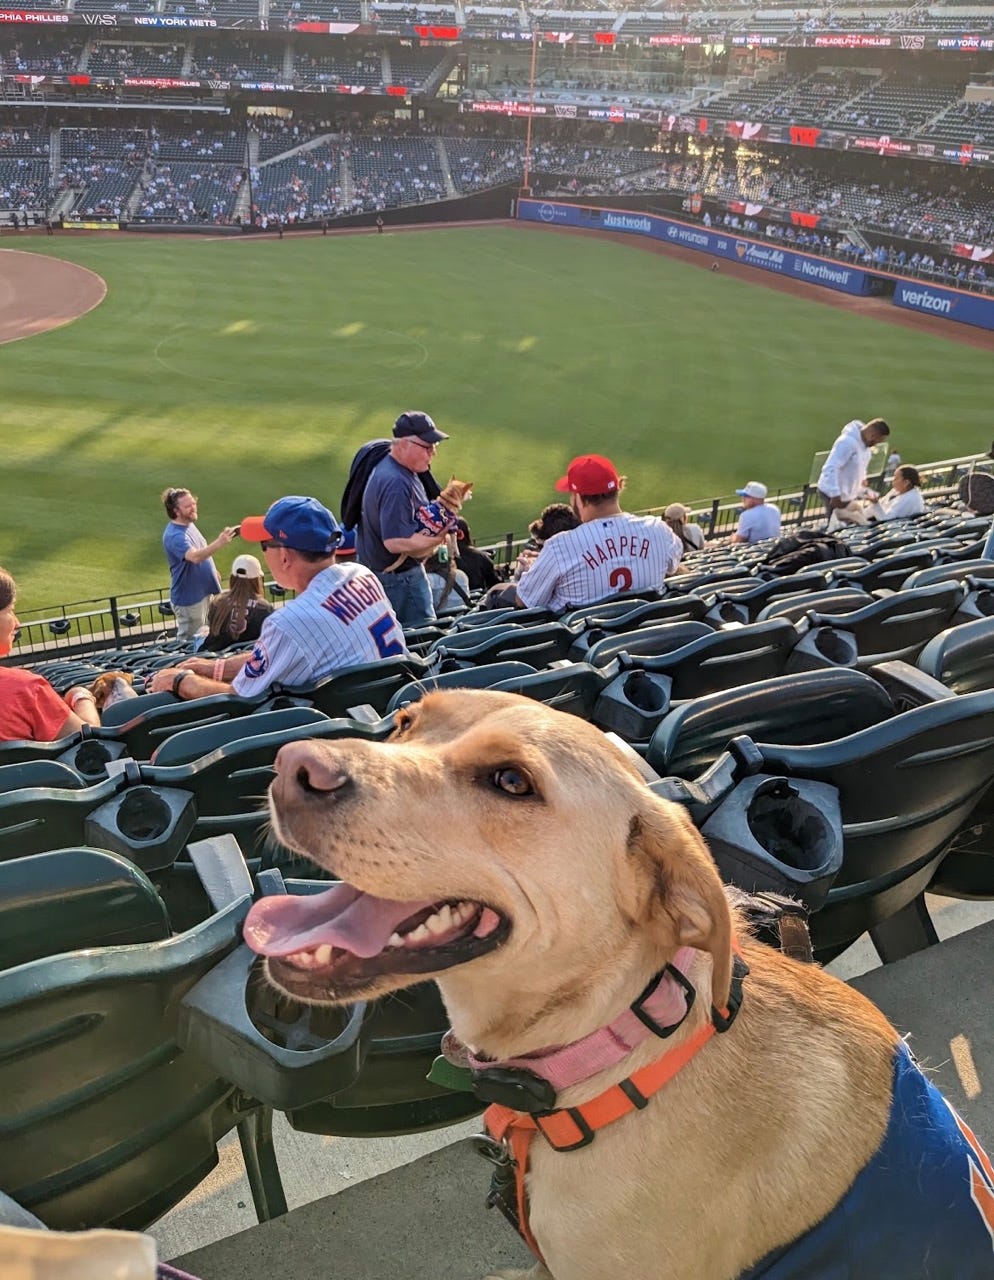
[902,560,994,591]
[952,576,994,624]
[794,581,965,671]
[278,656,427,718]
[0,759,88,793]
[562,599,711,665]
[916,615,994,695]
[755,588,872,624]
[453,606,558,630]
[488,661,614,721]
[664,566,761,593]
[563,594,703,630]
[0,848,169,971]
[100,690,175,727]
[582,619,713,669]
[111,691,296,759]
[0,836,290,1230]
[655,691,994,964]
[833,548,938,593]
[0,729,130,782]
[0,770,128,861]
[400,622,451,655]
[646,669,896,781]
[179,866,481,1138]
[384,661,541,714]
[705,571,831,622]
[427,621,576,671]
[149,706,330,768]
[593,619,800,747]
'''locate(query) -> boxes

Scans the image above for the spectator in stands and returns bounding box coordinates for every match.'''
[453,517,499,592]
[833,465,926,526]
[731,481,782,544]
[201,553,274,652]
[425,546,471,615]
[816,418,891,517]
[664,502,706,552]
[161,487,238,642]
[0,567,101,741]
[149,496,406,702]
[356,411,451,628]
[516,455,683,612]
[477,502,581,610]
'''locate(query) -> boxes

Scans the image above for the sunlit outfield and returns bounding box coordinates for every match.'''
[3,224,992,610]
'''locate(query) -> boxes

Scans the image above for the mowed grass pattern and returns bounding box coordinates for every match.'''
[2,226,991,609]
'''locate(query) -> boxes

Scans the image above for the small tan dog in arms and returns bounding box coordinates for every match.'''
[245,691,994,1280]
[383,477,473,574]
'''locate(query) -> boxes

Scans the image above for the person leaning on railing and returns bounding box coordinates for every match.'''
[0,567,101,742]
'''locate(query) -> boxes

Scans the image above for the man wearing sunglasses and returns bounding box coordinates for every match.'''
[356,411,451,629]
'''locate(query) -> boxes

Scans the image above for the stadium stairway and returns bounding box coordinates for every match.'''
[156,895,994,1278]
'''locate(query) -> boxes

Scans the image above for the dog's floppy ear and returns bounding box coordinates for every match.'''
[625,798,733,1010]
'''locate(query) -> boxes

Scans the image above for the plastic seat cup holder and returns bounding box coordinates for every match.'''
[59,738,128,782]
[592,669,673,745]
[784,626,858,673]
[178,943,368,1110]
[700,774,843,913]
[83,784,197,874]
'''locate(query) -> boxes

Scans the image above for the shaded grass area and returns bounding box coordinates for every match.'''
[3,226,990,609]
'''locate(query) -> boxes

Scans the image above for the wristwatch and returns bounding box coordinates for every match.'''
[172,670,190,699]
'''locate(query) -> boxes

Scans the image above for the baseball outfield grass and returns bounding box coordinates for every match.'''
[3,224,991,611]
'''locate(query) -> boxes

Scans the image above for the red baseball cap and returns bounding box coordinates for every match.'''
[555,454,621,497]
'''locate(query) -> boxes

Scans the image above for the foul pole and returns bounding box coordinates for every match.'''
[521,30,539,198]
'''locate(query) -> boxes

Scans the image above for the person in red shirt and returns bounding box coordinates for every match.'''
[0,567,101,742]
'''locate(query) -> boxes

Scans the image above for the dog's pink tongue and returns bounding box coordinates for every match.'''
[243,883,437,959]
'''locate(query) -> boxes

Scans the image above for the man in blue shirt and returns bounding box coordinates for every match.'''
[161,487,238,642]
[356,412,450,629]
[731,481,782,545]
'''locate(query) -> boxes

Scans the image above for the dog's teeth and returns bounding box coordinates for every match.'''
[426,905,451,935]
[408,923,430,943]
[314,944,333,966]
[388,932,403,948]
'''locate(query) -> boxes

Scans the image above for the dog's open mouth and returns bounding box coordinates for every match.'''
[243,883,510,996]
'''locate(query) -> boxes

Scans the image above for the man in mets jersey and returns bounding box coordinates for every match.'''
[149,496,407,701]
[516,455,683,613]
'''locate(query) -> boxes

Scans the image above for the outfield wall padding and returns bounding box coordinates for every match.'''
[891,279,994,332]
[516,199,873,296]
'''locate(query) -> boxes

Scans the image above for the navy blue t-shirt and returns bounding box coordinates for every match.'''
[742,1042,994,1278]
[357,455,429,573]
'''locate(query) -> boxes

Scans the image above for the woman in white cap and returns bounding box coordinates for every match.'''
[664,502,706,552]
[202,553,274,651]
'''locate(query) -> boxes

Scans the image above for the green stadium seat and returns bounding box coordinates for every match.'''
[0,836,287,1230]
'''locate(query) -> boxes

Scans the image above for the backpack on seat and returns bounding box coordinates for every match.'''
[761,530,850,577]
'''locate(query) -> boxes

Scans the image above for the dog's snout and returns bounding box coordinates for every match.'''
[274,741,350,797]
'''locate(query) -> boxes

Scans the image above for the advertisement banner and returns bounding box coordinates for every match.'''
[517,199,872,296]
[892,280,994,331]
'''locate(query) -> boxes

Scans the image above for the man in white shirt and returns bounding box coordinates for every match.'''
[731,481,782,545]
[817,418,890,516]
[516,455,683,613]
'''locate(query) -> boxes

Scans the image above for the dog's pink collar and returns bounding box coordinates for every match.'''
[466,947,698,1092]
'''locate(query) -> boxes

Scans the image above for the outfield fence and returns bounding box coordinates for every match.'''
[4,450,990,666]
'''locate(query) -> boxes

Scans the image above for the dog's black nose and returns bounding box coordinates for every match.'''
[274,742,350,796]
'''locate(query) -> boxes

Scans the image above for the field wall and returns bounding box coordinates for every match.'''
[517,198,994,334]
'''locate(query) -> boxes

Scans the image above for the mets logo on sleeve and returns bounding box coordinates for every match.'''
[243,642,270,679]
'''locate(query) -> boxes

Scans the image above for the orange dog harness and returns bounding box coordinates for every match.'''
[477,952,749,1262]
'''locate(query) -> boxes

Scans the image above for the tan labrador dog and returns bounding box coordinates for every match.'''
[244,690,994,1280]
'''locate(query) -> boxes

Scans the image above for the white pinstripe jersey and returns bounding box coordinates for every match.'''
[516,513,683,612]
[231,563,407,696]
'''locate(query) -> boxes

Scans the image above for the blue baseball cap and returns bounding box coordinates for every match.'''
[241,496,343,554]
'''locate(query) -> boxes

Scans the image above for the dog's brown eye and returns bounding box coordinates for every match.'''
[493,767,532,796]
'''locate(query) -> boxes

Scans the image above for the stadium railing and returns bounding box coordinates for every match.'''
[3,451,989,666]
